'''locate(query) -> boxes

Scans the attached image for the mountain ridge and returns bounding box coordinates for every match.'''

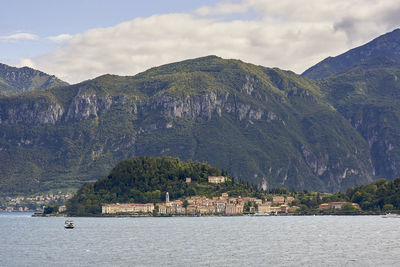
[302,28,400,79]
[0,63,68,96]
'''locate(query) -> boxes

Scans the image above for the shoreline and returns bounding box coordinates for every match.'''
[30,212,388,218]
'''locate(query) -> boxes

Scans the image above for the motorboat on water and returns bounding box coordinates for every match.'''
[64,219,75,229]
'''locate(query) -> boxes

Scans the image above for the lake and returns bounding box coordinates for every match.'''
[1,212,400,266]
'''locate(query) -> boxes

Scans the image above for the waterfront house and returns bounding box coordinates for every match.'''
[280,205,289,212]
[236,204,244,214]
[158,204,167,214]
[269,206,281,213]
[186,205,196,215]
[258,203,271,213]
[288,206,300,212]
[225,204,237,215]
[102,203,154,214]
[216,202,226,213]
[318,202,361,210]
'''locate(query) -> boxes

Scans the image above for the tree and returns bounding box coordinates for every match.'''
[383,204,394,213]
[43,204,59,214]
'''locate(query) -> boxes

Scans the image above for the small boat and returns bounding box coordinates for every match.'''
[382,213,400,218]
[64,219,75,229]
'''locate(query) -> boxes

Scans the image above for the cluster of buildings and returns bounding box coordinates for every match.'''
[102,192,300,216]
[0,193,74,212]
[318,202,360,210]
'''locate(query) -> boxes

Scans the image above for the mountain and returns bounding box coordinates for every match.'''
[0,56,375,194]
[317,57,400,182]
[300,29,400,188]
[302,28,400,79]
[0,63,68,96]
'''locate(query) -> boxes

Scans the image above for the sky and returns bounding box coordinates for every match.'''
[1,0,400,84]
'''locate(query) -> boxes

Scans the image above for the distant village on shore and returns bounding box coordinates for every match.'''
[0,193,74,212]
[101,176,360,216]
[1,176,362,216]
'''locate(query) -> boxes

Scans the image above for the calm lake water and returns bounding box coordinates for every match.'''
[1,212,400,266]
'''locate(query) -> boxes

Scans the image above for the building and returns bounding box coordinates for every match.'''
[197,206,210,214]
[280,205,289,212]
[186,205,196,215]
[58,205,67,212]
[272,196,285,204]
[236,204,244,214]
[288,206,300,212]
[269,206,281,213]
[254,199,263,205]
[208,176,227,184]
[185,177,192,183]
[258,203,271,213]
[158,204,167,214]
[102,203,154,214]
[329,202,346,209]
[216,202,226,213]
[225,204,237,215]
[318,202,361,210]
[165,192,170,203]
[286,196,295,204]
[319,203,330,210]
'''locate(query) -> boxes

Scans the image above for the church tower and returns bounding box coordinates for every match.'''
[165,192,170,203]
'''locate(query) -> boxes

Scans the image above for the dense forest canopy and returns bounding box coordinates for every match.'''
[346,178,400,212]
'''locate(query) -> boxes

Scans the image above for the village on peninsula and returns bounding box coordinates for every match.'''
[101,176,360,216]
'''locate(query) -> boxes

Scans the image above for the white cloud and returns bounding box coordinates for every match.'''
[47,34,72,43]
[0,32,39,41]
[29,0,400,84]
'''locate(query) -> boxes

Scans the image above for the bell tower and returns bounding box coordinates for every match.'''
[166,192,170,203]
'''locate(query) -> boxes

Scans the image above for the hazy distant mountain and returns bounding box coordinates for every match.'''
[0,63,68,96]
[0,56,375,194]
[302,28,400,79]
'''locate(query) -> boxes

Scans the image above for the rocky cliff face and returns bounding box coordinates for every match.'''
[143,91,272,122]
[0,97,63,125]
[341,105,400,180]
